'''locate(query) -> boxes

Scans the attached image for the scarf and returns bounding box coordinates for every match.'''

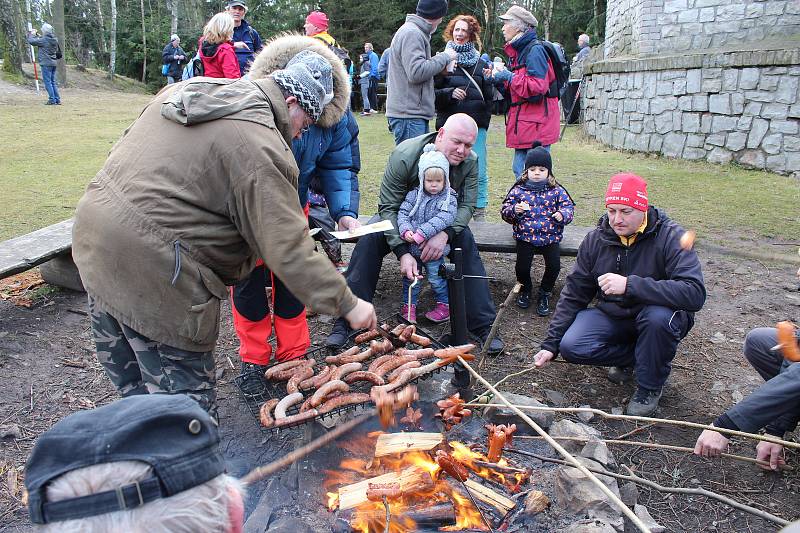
[520,179,549,192]
[445,41,479,67]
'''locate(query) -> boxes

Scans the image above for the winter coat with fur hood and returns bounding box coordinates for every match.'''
[73,35,356,352]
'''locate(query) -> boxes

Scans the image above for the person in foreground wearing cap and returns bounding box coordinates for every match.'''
[693,321,800,471]
[72,45,377,420]
[532,174,706,416]
[162,34,186,84]
[227,34,363,393]
[225,0,262,75]
[327,113,504,379]
[26,394,244,531]
[486,5,559,178]
[385,0,458,145]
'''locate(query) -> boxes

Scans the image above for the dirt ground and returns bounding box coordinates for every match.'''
[1,244,799,532]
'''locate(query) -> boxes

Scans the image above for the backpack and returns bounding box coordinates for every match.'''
[181,52,204,80]
[53,41,62,60]
[513,39,570,100]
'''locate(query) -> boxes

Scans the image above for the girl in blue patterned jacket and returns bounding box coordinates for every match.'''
[501,142,574,315]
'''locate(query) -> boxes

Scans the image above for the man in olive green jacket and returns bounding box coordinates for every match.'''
[73,45,376,419]
[327,114,501,386]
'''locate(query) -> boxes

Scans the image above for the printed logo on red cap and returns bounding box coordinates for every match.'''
[605,173,648,212]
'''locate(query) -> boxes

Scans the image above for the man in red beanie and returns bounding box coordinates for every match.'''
[532,173,706,416]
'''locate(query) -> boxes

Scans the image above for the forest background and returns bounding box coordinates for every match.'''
[0,0,606,91]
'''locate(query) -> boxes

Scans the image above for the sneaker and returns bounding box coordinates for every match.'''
[425,302,450,323]
[516,290,531,309]
[475,328,504,356]
[607,366,634,385]
[359,110,372,116]
[369,109,379,115]
[626,386,663,416]
[238,362,269,397]
[325,318,352,348]
[536,291,551,316]
[401,303,417,324]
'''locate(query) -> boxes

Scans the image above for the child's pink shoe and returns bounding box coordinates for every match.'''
[401,303,417,324]
[424,302,450,323]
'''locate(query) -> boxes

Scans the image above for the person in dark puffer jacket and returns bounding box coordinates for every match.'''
[501,142,573,316]
[533,173,706,417]
[434,15,493,219]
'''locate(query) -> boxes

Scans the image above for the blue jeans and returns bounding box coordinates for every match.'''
[388,118,429,145]
[512,144,550,178]
[403,257,448,306]
[475,128,489,208]
[41,66,60,104]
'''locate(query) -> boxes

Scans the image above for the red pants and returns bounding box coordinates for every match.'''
[231,207,311,364]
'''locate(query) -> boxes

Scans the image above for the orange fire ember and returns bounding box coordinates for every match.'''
[324,434,508,531]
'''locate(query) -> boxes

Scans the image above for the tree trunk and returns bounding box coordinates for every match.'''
[168,0,178,35]
[52,0,66,84]
[544,0,554,40]
[139,0,146,82]
[96,0,107,54]
[109,0,116,79]
[0,0,23,75]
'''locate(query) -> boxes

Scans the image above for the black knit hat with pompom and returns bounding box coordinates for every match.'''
[524,141,553,176]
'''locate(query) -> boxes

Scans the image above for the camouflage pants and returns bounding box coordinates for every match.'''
[88,295,218,419]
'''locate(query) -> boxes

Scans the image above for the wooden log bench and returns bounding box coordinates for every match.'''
[0,217,591,292]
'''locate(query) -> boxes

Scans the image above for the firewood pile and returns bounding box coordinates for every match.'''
[234,323,477,431]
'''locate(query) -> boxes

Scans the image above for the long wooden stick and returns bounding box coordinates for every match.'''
[477,282,522,371]
[456,356,652,533]
[516,435,793,471]
[465,403,800,450]
[241,412,372,484]
[505,448,790,527]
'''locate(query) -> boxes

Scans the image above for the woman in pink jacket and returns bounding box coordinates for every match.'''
[199,12,241,79]
[486,6,559,178]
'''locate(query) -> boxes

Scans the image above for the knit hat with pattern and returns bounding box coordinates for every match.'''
[271,50,334,122]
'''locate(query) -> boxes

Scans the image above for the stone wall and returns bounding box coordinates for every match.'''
[582,48,800,175]
[604,0,800,58]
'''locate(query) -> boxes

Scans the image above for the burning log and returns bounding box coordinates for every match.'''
[471,460,531,480]
[374,432,444,457]
[348,502,457,530]
[336,467,434,510]
[463,479,515,515]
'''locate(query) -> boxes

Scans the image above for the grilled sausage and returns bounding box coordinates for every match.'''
[317,392,372,414]
[366,482,402,501]
[408,332,432,347]
[310,380,350,408]
[271,359,316,381]
[355,329,382,344]
[259,399,280,428]
[374,355,418,378]
[274,409,319,427]
[274,392,304,419]
[435,451,469,482]
[326,348,373,365]
[387,361,422,381]
[264,359,306,380]
[286,365,315,394]
[343,371,385,386]
[331,362,363,381]
[298,365,333,390]
[395,347,435,359]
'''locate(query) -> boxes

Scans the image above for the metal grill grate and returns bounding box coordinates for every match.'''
[234,319,448,433]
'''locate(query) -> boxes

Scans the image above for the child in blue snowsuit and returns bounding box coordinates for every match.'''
[501,142,574,315]
[397,144,458,324]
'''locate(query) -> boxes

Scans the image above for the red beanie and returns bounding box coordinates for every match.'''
[605,173,648,212]
[306,11,329,31]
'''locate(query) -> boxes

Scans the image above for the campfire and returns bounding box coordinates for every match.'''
[324,401,528,532]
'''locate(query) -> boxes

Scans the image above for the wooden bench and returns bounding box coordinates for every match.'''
[0,217,591,291]
[0,219,84,291]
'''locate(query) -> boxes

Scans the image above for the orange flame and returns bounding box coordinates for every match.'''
[324,434,496,531]
[449,441,527,491]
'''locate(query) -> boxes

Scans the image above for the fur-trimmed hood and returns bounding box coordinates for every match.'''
[249,33,350,129]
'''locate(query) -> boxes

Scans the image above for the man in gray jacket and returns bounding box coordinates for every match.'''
[385,0,456,145]
[26,23,61,105]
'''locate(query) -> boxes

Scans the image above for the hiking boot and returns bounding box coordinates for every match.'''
[607,366,634,385]
[425,302,450,323]
[238,362,269,397]
[401,303,417,324]
[626,386,663,416]
[536,291,551,316]
[325,318,352,349]
[516,290,531,309]
[476,329,504,356]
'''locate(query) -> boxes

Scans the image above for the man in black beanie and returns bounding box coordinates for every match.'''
[385,0,457,145]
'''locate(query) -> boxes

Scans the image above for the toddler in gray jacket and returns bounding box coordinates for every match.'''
[397,144,458,324]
